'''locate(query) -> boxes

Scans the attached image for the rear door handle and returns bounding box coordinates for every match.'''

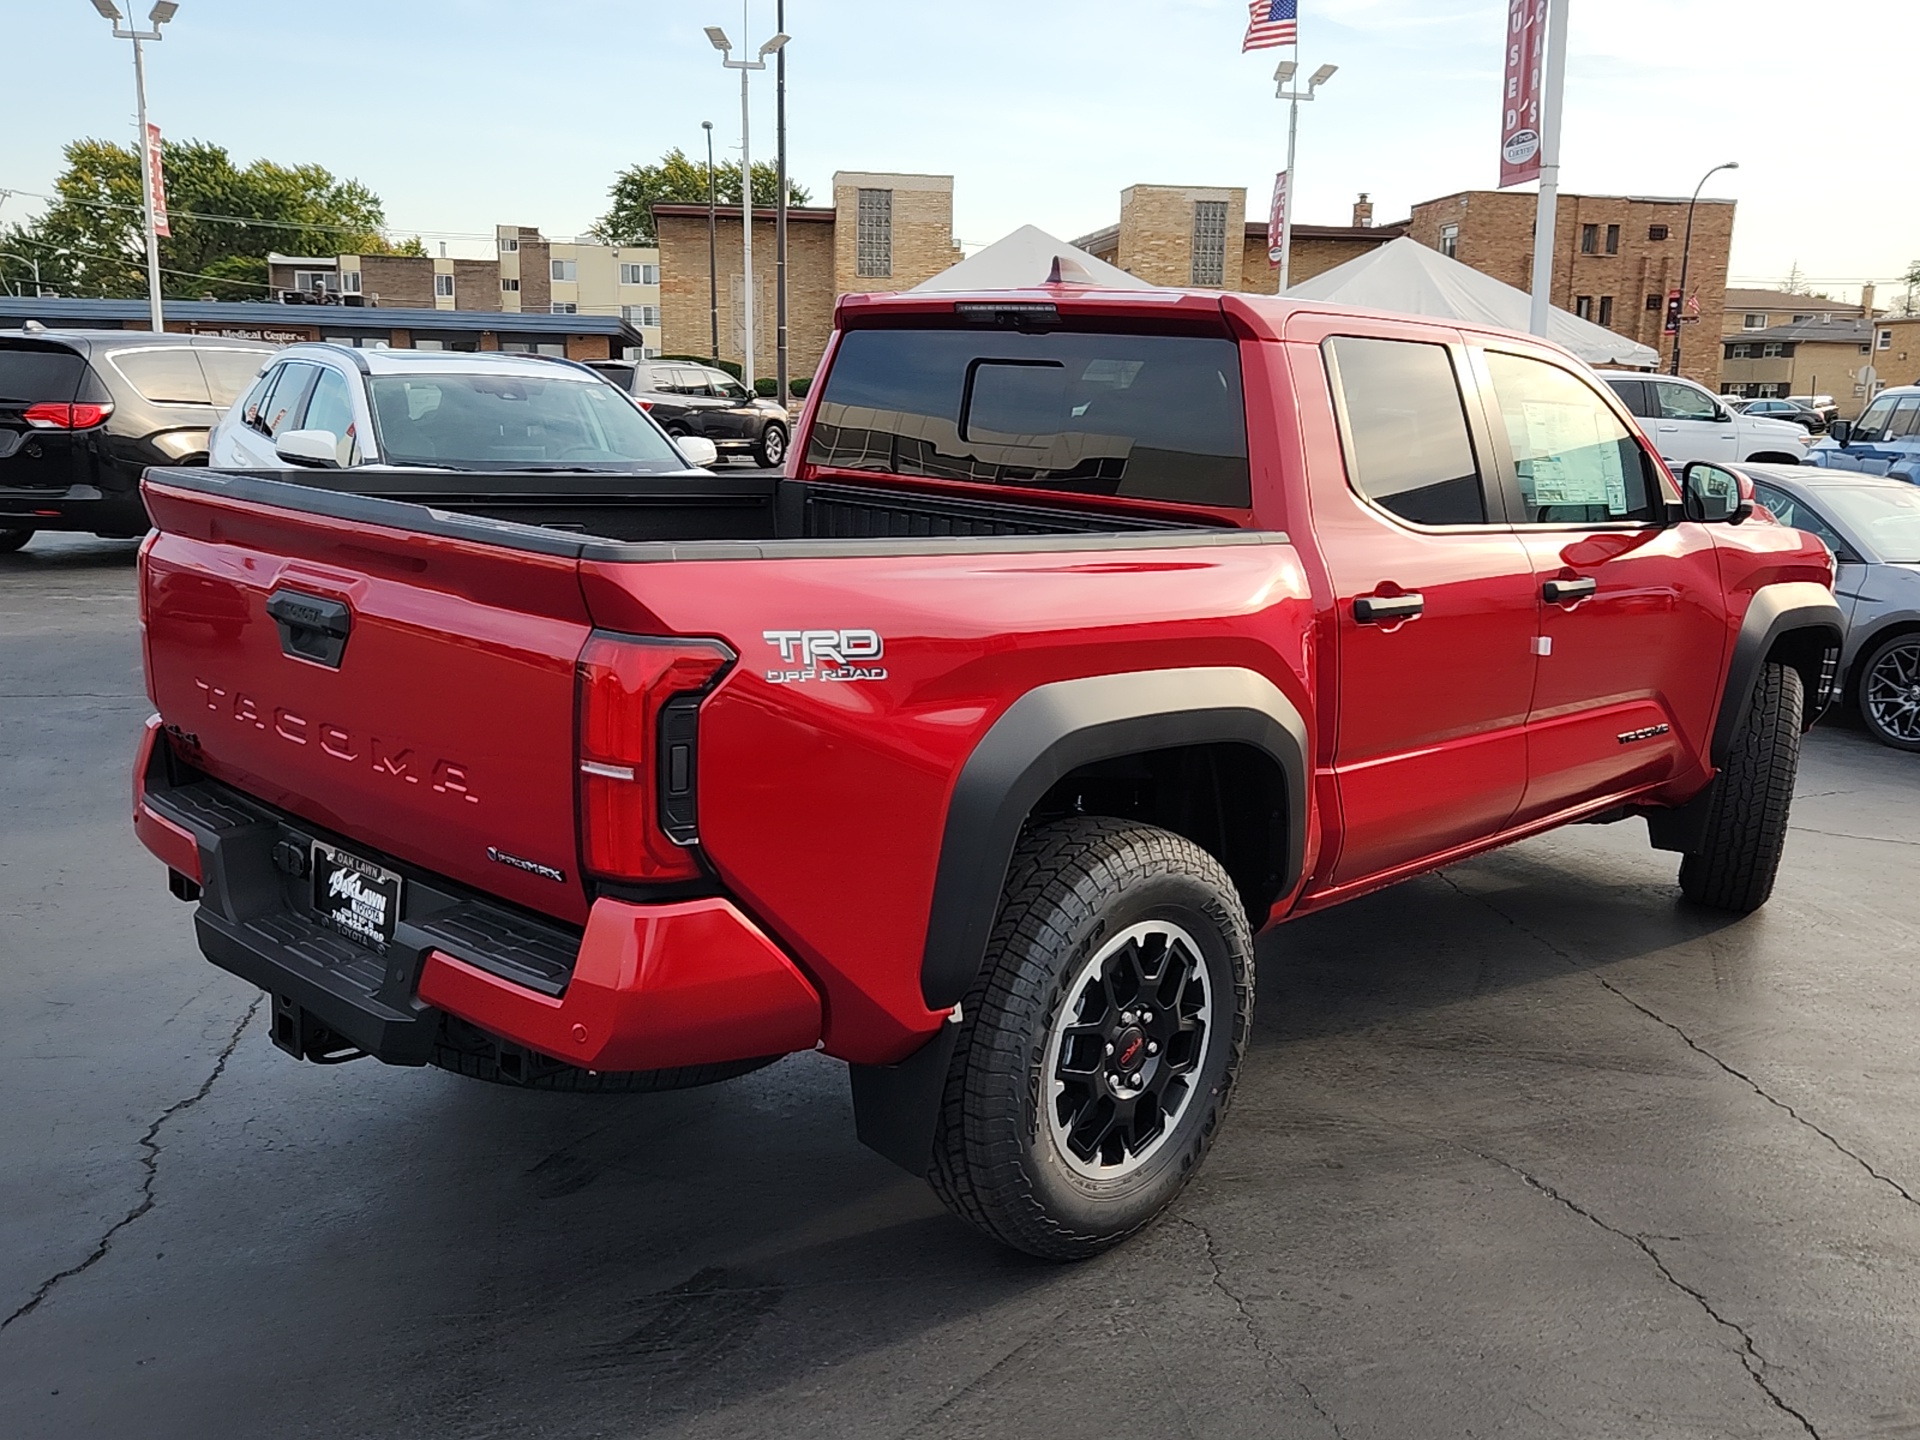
[1542,576,1598,603]
[1353,593,1425,625]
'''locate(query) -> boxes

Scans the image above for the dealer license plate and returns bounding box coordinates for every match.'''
[311,842,402,952]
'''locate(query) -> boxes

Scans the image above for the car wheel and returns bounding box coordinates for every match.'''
[928,816,1252,1260]
[1857,633,1920,752]
[0,528,33,554]
[756,423,787,469]
[1678,662,1804,913]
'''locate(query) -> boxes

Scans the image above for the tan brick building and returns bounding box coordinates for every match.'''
[1076,187,1403,294]
[654,172,960,385]
[1405,191,1735,387]
[1724,285,1872,338]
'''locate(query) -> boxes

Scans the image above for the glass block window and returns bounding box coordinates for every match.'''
[857,189,893,278]
[1190,201,1228,286]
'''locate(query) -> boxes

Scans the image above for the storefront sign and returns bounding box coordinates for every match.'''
[189,325,316,345]
[1499,0,1547,188]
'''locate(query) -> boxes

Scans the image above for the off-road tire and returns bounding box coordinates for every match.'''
[755,423,787,469]
[1679,662,1804,913]
[0,528,32,554]
[430,1016,780,1093]
[928,817,1253,1260]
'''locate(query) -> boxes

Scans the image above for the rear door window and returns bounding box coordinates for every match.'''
[1603,377,1652,418]
[255,363,319,439]
[1485,352,1660,524]
[807,328,1250,507]
[1323,336,1488,525]
[194,348,272,408]
[108,348,213,405]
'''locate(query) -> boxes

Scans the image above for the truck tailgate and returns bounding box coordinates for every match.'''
[142,477,594,925]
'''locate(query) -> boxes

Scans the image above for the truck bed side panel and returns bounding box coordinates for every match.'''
[584,540,1316,1063]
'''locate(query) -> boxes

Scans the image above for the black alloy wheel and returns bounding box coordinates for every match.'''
[1860,634,1920,752]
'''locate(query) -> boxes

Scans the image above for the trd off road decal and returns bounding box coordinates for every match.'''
[761,629,888,685]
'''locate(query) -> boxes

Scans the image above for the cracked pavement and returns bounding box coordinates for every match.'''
[4,533,1919,1438]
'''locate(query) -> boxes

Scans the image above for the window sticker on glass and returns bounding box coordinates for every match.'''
[1515,399,1629,513]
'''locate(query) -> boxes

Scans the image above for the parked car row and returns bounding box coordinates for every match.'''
[1597,372,1812,469]
[585,358,790,468]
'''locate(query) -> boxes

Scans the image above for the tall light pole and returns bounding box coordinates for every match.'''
[1,254,45,298]
[1672,160,1740,376]
[89,0,177,334]
[1526,0,1568,337]
[774,0,789,406]
[703,120,720,361]
[705,17,788,391]
[1272,61,1336,293]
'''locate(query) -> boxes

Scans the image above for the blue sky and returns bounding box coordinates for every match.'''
[6,0,1913,302]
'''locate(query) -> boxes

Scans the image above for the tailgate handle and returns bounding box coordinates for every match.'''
[266,590,352,669]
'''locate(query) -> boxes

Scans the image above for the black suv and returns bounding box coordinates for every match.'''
[0,328,275,550]
[587,359,790,468]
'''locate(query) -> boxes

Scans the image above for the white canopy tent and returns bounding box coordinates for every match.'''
[1285,236,1660,369]
[911,225,1155,293]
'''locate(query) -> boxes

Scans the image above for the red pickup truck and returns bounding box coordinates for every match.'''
[133,288,1841,1258]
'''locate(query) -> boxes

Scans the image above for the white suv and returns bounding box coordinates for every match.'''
[208,345,716,473]
[1599,374,1811,469]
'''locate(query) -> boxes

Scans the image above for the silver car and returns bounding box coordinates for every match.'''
[1744,464,1920,750]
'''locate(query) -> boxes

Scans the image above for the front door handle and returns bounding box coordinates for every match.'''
[1354,592,1425,625]
[1542,576,1598,603]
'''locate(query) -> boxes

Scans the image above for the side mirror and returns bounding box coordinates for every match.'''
[275,429,342,469]
[675,434,719,469]
[1827,419,1853,446]
[1682,461,1756,525]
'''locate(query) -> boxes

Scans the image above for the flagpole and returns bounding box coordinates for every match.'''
[1279,41,1298,292]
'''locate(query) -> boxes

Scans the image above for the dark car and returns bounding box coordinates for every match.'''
[1740,397,1828,433]
[587,359,789,468]
[0,327,275,550]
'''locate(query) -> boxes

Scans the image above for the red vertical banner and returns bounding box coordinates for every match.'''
[1267,171,1289,267]
[146,123,171,238]
[1499,0,1546,188]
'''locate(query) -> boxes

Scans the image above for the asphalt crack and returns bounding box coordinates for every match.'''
[1438,872,1920,1214]
[1470,1148,1820,1439]
[1,994,261,1333]
[1183,1216,1345,1438]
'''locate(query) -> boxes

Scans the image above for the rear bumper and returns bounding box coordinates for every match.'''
[132,719,821,1071]
[0,481,148,536]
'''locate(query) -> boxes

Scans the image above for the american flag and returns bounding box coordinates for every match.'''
[1243,0,1297,51]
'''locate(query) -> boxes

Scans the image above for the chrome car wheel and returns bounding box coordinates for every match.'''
[1044,920,1215,1179]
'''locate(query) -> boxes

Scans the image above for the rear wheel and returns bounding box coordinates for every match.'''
[1679,662,1804,912]
[1858,633,1920,752]
[929,817,1253,1260]
[429,1016,781,1093]
[0,528,32,554]
[755,422,787,469]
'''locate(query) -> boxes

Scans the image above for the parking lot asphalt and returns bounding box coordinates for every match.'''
[3,531,1917,1440]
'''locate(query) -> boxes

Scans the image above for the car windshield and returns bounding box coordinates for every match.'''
[1851,394,1920,444]
[366,371,684,470]
[1815,485,1920,563]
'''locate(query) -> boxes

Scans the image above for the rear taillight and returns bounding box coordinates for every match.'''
[23,402,113,430]
[576,632,734,883]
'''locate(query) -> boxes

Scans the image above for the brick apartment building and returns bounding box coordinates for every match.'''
[654,171,962,382]
[266,228,664,357]
[1073,187,1405,293]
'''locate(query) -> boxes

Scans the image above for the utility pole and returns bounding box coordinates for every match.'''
[1672,161,1740,376]
[775,0,789,405]
[91,0,178,333]
[1526,0,1567,337]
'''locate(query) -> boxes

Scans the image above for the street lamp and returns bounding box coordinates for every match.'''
[0,247,71,297]
[703,120,719,362]
[705,18,788,390]
[89,0,177,334]
[1672,160,1739,376]
[1272,60,1337,293]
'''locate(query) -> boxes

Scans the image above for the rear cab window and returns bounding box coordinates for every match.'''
[1322,335,1489,526]
[805,326,1250,509]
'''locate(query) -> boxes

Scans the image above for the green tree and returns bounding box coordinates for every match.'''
[1901,259,1920,317]
[0,137,413,301]
[590,148,810,246]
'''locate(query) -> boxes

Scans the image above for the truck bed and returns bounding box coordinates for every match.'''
[155,466,1225,553]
